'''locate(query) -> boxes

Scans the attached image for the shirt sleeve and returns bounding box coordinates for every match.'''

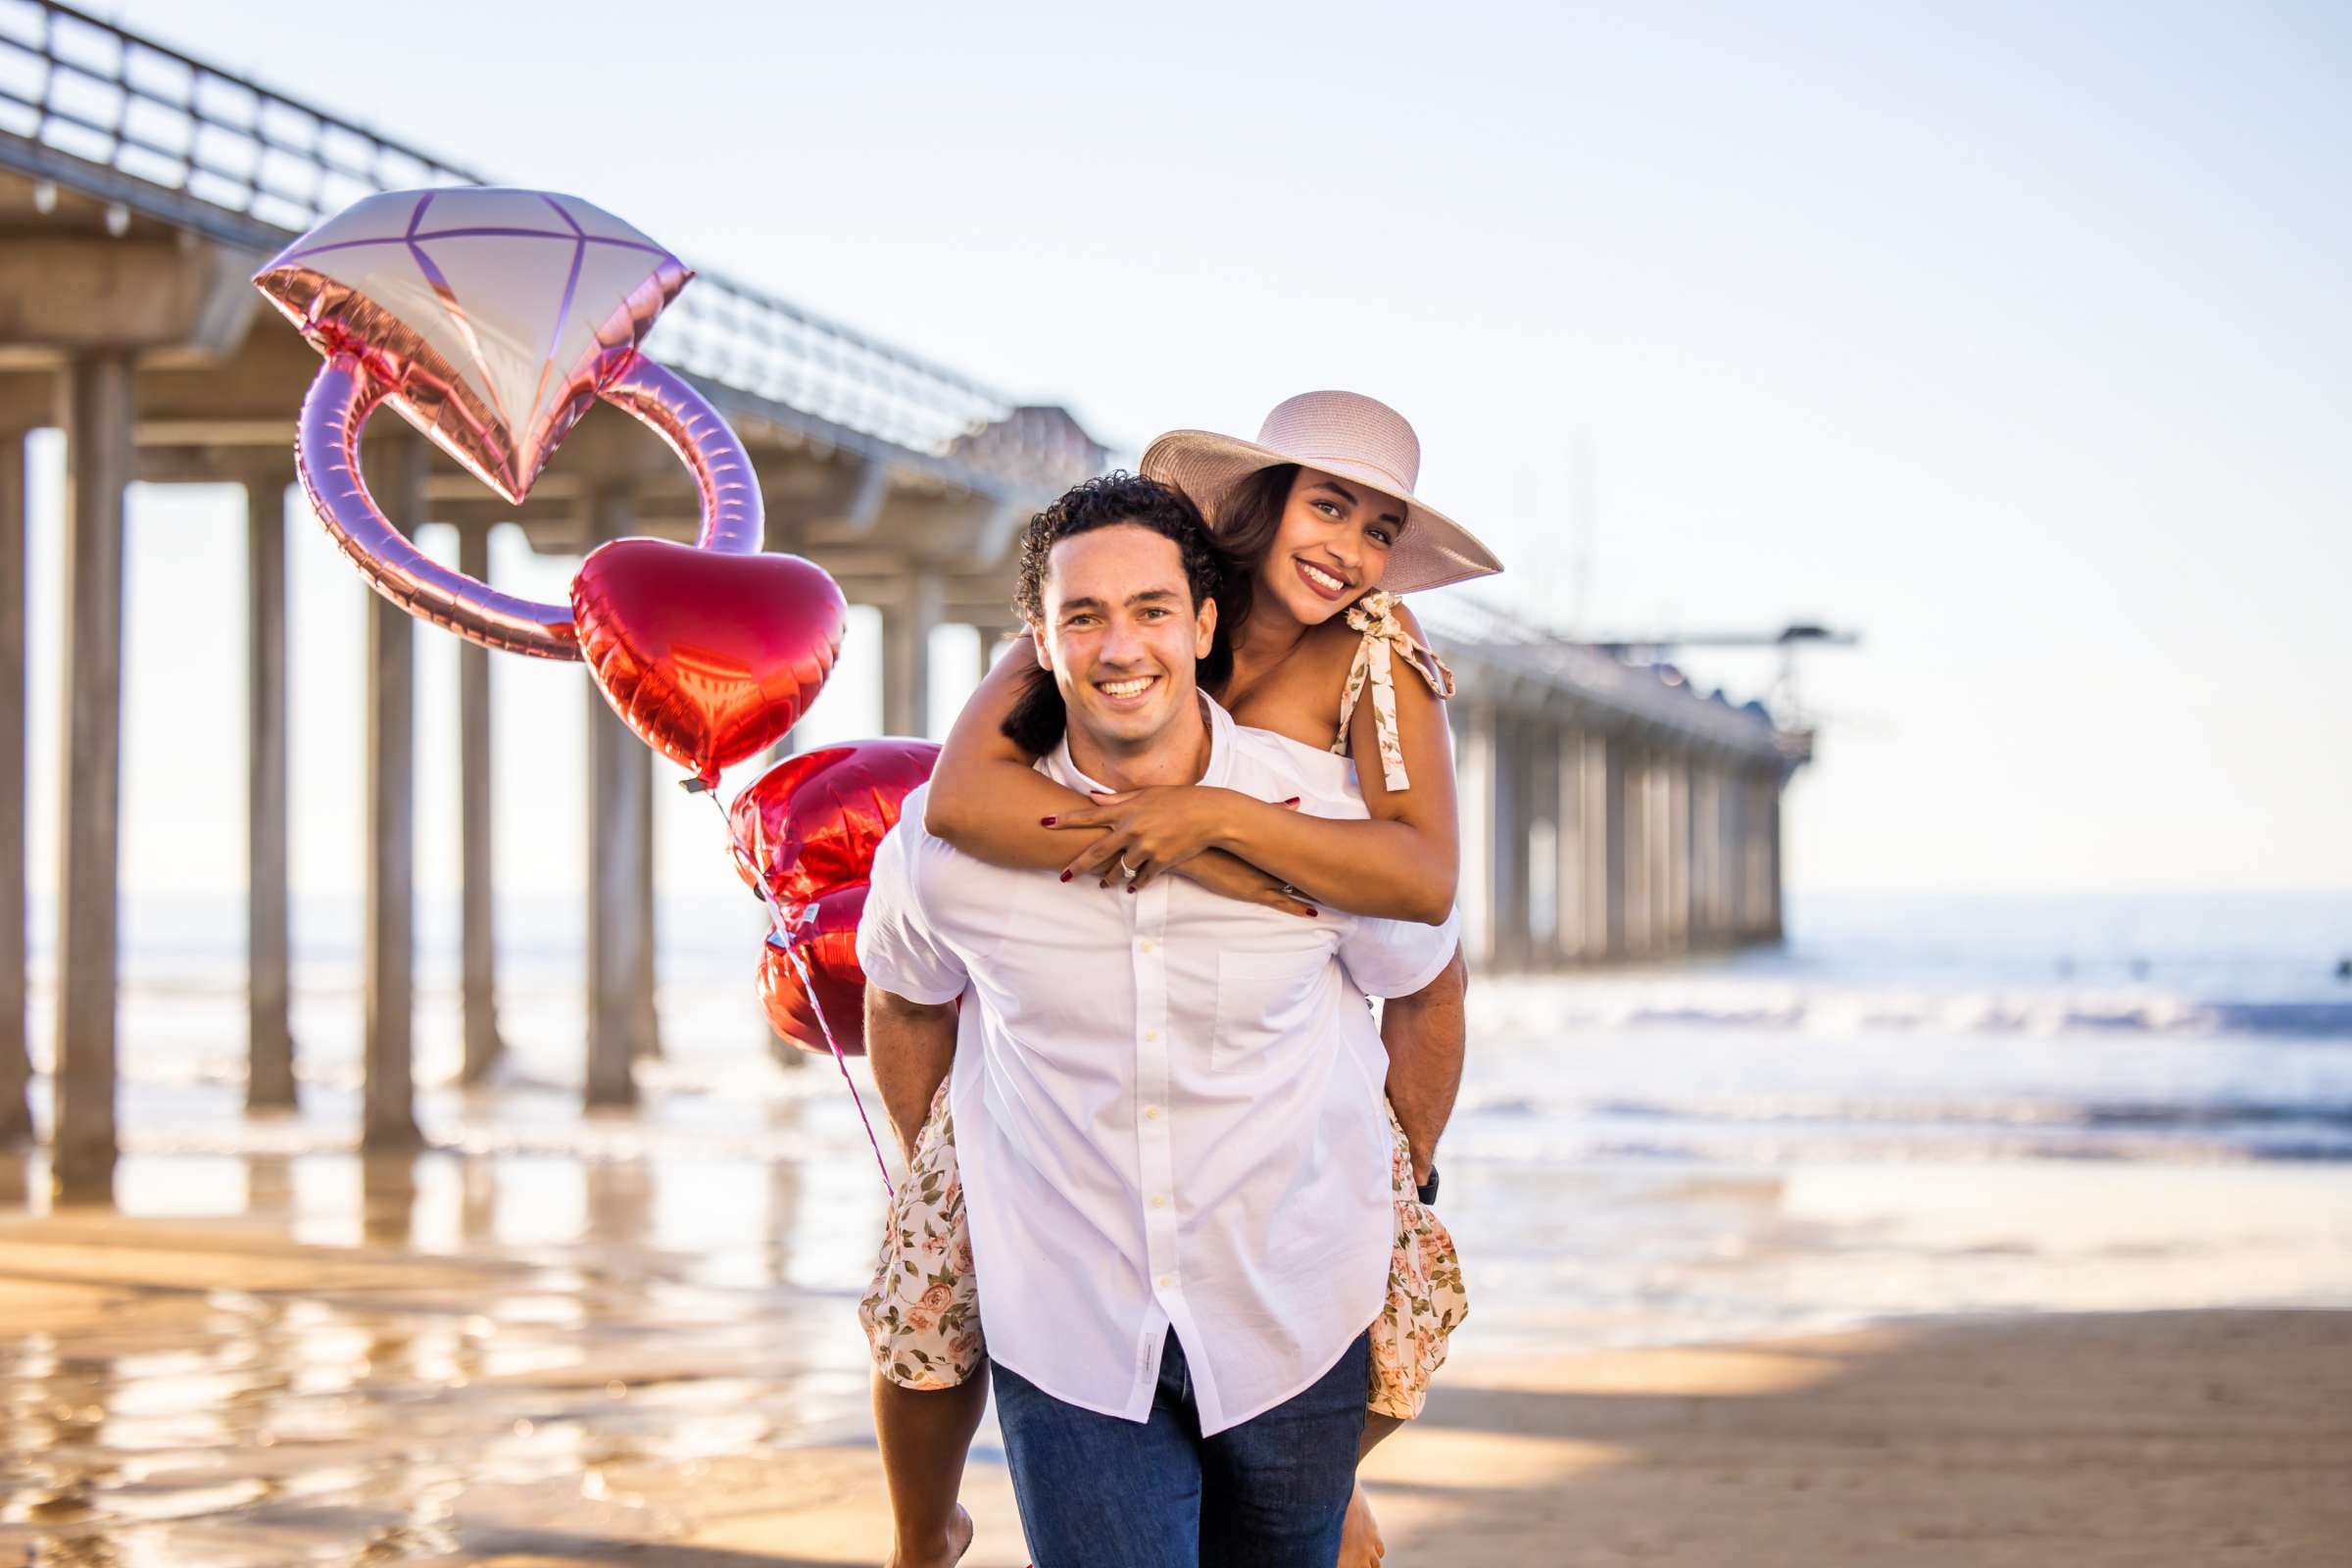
[854,809,969,1005]
[1336,904,1461,1000]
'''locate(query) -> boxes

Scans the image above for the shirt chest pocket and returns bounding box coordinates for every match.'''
[1211,949,1328,1072]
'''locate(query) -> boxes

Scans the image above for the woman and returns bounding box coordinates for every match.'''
[866,390,1500,1568]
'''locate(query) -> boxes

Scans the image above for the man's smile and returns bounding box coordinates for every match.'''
[1094,672,1160,707]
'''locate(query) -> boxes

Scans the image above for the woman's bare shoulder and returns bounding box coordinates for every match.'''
[1302,615,1373,694]
[1302,612,1371,659]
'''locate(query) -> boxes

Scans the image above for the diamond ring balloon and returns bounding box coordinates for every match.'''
[253,187,761,659]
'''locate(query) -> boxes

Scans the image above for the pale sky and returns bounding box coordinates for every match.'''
[15,0,2351,905]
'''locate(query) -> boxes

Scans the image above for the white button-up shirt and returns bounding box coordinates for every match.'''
[858,697,1458,1435]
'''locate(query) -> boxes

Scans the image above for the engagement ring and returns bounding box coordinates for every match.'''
[256,188,761,660]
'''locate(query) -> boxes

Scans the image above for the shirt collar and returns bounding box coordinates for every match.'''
[1045,692,1235,795]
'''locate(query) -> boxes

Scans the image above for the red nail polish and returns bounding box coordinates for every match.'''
[1126,883,1138,895]
[1058,870,1073,882]
[1284,797,1300,807]
[1040,815,1056,826]
[1301,906,1319,917]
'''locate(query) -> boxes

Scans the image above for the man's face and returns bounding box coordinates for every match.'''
[1033,524,1217,754]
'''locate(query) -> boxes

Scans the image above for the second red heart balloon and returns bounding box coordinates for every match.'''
[734,739,941,1059]
[729,738,942,910]
[572,539,848,785]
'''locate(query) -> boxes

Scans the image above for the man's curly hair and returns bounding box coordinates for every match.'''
[1002,471,1236,755]
[1012,472,1226,627]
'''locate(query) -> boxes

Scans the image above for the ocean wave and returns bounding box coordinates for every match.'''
[1468,982,2352,1040]
[91,977,2352,1043]
[1569,1095,2352,1133]
[1450,1125,2352,1167]
[2199,1002,2352,1037]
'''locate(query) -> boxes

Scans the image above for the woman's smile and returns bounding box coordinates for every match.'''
[1293,556,1352,602]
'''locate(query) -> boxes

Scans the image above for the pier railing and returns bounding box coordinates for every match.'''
[0,0,1024,459]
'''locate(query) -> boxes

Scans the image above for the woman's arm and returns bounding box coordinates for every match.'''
[920,638,1317,918]
[1052,618,1462,924]
[920,633,1099,870]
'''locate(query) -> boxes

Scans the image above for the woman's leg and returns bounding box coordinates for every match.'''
[1345,1003,1474,1566]
[875,1370,989,1568]
[860,1080,989,1568]
[1339,1413,1401,1565]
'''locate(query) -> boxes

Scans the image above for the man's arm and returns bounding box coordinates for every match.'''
[1380,945,1466,1187]
[855,814,970,1164]
[865,985,960,1165]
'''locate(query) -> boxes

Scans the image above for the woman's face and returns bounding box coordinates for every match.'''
[1252,466,1406,627]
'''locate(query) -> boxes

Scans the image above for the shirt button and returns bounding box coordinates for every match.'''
[1151,1194,1168,1209]
[1144,1028,1159,1043]
[1143,1104,1162,1121]
[1138,937,1157,954]
[1156,1273,1174,1289]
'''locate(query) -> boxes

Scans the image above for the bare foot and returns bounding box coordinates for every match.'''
[1340,1481,1387,1566]
[888,1501,973,1568]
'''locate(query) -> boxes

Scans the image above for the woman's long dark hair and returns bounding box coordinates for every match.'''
[1203,462,1299,642]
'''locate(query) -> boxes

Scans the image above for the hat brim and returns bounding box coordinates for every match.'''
[1140,429,1502,596]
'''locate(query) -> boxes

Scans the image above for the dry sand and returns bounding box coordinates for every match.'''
[2,1209,2347,1566]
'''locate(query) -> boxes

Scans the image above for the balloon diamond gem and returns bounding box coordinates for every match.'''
[254,187,691,505]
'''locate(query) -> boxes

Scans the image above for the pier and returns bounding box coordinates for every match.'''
[1428,600,1807,969]
[0,1,1804,1200]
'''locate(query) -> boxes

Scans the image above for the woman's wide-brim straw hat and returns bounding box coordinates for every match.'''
[1140,390,1502,595]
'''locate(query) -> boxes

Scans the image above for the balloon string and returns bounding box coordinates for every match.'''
[700,787,896,1198]
[776,925,895,1199]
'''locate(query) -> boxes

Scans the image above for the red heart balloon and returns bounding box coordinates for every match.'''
[760,885,871,1057]
[572,539,848,785]
[730,738,941,909]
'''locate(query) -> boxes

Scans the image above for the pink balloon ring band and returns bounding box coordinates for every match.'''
[296,347,761,660]
[254,187,765,660]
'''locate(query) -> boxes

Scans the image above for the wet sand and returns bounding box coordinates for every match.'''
[1357,1310,2352,1566]
[2,1200,2346,1566]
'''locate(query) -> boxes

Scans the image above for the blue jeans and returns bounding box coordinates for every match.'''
[991,1329,1370,1568]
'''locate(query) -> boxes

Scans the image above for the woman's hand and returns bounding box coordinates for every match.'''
[1171,850,1318,918]
[1045,787,1298,890]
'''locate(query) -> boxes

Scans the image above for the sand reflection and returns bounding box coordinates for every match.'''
[0,1130,885,1564]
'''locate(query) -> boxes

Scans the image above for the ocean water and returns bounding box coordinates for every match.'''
[18,887,2347,1158]
[1437,889,2352,1353]
[10,887,2352,1353]
[1458,889,2352,1168]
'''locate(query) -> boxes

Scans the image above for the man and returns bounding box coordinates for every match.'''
[858,474,1460,1567]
